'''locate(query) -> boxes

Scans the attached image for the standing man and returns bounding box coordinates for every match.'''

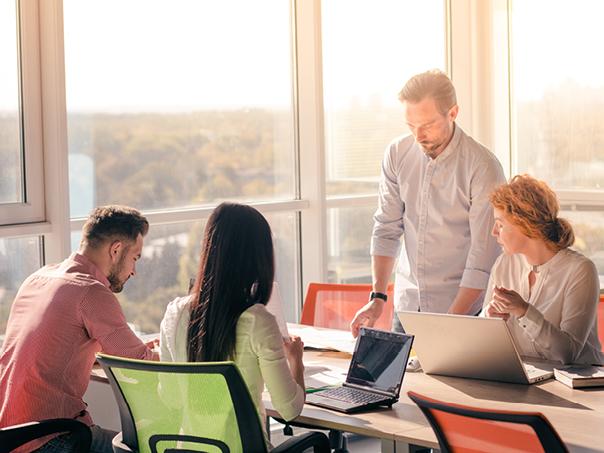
[0,205,157,452]
[351,70,505,337]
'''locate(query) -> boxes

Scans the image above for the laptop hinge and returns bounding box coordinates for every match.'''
[343,382,395,398]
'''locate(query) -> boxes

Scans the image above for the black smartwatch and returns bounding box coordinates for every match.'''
[369,291,388,302]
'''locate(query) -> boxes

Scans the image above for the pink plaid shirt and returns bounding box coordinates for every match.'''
[0,252,153,450]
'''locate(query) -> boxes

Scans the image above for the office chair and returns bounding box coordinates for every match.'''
[96,354,329,453]
[300,282,394,331]
[408,391,569,453]
[0,418,91,453]
[278,283,394,452]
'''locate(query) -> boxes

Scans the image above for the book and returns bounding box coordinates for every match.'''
[554,365,604,388]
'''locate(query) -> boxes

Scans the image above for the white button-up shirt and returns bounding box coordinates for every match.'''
[371,125,505,314]
[482,249,603,365]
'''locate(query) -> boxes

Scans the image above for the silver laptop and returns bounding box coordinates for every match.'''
[306,327,414,413]
[397,311,554,384]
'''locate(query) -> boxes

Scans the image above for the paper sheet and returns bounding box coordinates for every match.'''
[287,324,357,354]
[265,282,289,339]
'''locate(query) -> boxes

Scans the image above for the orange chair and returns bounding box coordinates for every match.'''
[598,295,604,352]
[407,391,568,453]
[300,283,395,331]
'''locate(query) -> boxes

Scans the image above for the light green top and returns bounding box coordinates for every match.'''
[159,296,304,427]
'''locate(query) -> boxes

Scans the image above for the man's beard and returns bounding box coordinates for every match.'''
[107,254,128,293]
[419,143,440,159]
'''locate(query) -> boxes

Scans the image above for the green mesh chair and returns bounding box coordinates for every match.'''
[96,354,329,453]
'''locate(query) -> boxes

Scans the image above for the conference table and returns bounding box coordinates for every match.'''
[271,324,604,453]
[91,325,604,452]
[279,348,604,453]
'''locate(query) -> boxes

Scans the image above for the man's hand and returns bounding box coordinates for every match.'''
[350,300,384,338]
[145,338,160,361]
[145,338,159,350]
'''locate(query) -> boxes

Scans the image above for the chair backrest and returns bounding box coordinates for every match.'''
[598,295,604,351]
[300,283,394,330]
[0,418,91,453]
[407,391,568,453]
[96,354,267,453]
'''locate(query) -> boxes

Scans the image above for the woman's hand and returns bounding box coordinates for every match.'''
[485,301,510,320]
[488,286,529,318]
[283,335,305,391]
[283,335,304,364]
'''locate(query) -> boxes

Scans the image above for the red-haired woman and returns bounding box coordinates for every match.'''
[484,175,602,365]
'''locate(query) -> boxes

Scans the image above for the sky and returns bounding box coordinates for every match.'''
[1,1,604,111]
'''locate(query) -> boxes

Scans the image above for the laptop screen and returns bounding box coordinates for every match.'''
[347,328,413,395]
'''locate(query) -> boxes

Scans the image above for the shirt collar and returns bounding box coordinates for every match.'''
[520,248,566,273]
[70,252,111,288]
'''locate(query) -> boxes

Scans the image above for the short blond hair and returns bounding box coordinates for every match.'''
[398,69,457,115]
[490,175,574,251]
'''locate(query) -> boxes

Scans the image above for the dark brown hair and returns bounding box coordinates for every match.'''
[490,174,574,251]
[187,202,275,362]
[81,205,149,249]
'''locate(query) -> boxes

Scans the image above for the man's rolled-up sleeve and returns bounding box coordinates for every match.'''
[371,143,405,258]
[461,156,506,289]
[81,285,154,360]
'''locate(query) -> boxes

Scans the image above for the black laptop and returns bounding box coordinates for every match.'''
[305,327,414,413]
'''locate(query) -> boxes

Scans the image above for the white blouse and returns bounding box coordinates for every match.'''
[482,248,603,365]
[159,296,304,429]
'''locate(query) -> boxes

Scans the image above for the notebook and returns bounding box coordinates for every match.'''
[305,327,414,413]
[397,311,554,385]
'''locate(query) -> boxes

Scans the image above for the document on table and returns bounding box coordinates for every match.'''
[287,324,356,354]
[304,364,347,391]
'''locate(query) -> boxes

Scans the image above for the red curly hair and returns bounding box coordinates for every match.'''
[490,175,574,251]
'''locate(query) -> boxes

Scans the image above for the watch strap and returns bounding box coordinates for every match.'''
[369,291,388,302]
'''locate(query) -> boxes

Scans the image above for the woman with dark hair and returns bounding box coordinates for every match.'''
[483,175,602,365]
[159,202,305,433]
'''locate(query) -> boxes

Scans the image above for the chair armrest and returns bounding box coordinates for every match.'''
[271,431,330,453]
[112,432,135,453]
[0,418,91,452]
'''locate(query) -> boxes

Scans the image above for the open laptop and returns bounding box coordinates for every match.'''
[397,311,554,384]
[305,327,414,413]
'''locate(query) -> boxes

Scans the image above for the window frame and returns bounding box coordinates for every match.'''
[0,0,45,226]
[3,0,602,332]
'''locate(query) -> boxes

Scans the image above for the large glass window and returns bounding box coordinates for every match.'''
[0,0,22,205]
[511,0,604,190]
[63,1,300,331]
[327,206,374,283]
[322,0,446,197]
[511,0,604,281]
[0,236,43,341]
[63,0,295,216]
[563,211,604,288]
[322,0,447,282]
[71,213,298,334]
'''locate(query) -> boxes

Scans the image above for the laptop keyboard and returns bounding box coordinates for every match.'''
[320,386,385,404]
